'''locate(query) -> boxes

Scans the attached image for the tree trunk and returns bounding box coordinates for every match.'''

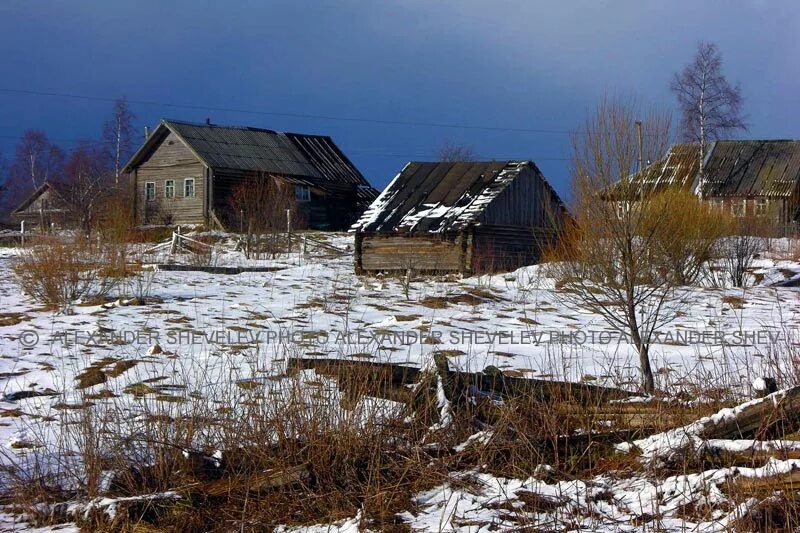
[626,298,655,394]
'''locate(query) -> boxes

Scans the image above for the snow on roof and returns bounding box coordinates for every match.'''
[351,160,542,233]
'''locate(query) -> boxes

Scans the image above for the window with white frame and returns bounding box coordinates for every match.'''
[184,178,195,198]
[145,182,155,201]
[165,180,175,198]
[295,185,310,202]
[755,198,768,217]
[732,199,746,217]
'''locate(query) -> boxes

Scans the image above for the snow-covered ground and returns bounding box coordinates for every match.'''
[1,233,799,531]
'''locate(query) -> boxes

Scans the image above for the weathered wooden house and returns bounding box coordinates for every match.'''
[123,119,377,229]
[10,181,74,230]
[609,140,800,229]
[351,160,567,274]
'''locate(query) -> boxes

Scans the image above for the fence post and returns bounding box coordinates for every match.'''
[20,220,25,247]
[286,209,292,255]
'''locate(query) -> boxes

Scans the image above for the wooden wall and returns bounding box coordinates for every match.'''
[356,232,466,273]
[478,166,564,228]
[135,131,207,225]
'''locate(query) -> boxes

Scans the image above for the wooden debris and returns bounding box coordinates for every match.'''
[694,386,800,440]
[286,356,634,407]
[728,468,800,493]
[188,464,309,497]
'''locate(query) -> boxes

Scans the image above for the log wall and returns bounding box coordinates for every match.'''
[356,232,466,273]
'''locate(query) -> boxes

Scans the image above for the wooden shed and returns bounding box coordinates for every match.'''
[10,181,74,230]
[351,160,567,275]
[123,119,377,229]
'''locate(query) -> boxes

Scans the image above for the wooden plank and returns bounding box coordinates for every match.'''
[286,356,633,406]
[194,464,309,497]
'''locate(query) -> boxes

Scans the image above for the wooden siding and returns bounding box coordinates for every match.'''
[470,226,558,273]
[478,166,563,228]
[135,131,207,225]
[356,233,466,273]
[11,188,72,230]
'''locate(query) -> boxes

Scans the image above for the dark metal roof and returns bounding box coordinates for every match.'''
[352,160,556,233]
[702,140,800,198]
[123,120,375,192]
[609,140,800,199]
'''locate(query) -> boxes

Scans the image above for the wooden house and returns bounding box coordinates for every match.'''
[351,160,567,275]
[608,140,800,230]
[10,181,74,230]
[123,120,377,229]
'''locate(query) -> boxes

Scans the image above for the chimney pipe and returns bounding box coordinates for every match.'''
[206,118,211,126]
[144,126,150,140]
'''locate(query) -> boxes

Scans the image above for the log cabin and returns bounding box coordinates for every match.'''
[123,119,377,229]
[10,181,73,230]
[351,160,568,275]
[606,140,800,233]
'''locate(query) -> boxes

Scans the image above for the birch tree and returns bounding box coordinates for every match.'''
[102,97,136,187]
[670,42,747,197]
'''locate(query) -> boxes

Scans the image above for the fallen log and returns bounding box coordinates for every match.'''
[286,356,634,407]
[621,386,800,465]
[727,461,800,493]
[182,464,309,498]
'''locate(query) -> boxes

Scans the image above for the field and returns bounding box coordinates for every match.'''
[1,232,800,531]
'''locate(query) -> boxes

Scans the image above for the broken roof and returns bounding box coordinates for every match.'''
[352,160,561,233]
[609,140,800,199]
[123,119,374,190]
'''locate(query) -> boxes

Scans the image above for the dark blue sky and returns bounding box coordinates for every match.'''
[1,1,798,197]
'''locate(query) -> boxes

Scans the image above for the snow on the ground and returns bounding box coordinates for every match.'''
[1,233,799,531]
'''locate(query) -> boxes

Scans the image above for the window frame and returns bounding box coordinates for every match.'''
[295,184,311,202]
[165,180,175,199]
[732,198,746,218]
[184,178,196,198]
[145,182,156,202]
[755,197,768,217]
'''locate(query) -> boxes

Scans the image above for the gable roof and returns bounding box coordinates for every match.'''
[702,140,800,197]
[11,181,71,215]
[352,160,562,233]
[123,119,373,189]
[609,140,800,199]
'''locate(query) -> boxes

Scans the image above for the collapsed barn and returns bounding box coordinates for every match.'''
[351,160,567,275]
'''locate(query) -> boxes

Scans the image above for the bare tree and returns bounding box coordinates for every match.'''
[11,130,64,190]
[670,42,747,197]
[0,152,8,217]
[437,141,478,162]
[7,130,65,207]
[62,142,108,233]
[547,95,673,394]
[718,217,768,288]
[228,175,300,259]
[102,97,137,187]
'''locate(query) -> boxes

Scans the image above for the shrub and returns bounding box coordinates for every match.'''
[643,189,732,285]
[13,237,123,311]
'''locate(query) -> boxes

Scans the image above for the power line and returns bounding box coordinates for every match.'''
[0,87,576,135]
[0,134,568,161]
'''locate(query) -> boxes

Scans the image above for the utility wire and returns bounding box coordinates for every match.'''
[0,134,569,161]
[0,87,576,135]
